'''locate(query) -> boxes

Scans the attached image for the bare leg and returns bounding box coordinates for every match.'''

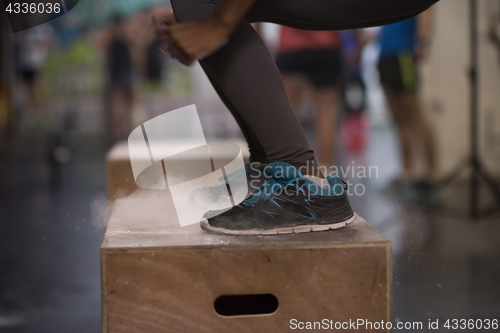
[314,87,340,167]
[108,86,133,142]
[281,74,306,120]
[383,86,413,179]
[402,93,437,181]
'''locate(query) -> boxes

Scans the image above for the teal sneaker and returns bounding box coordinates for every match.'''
[201,162,356,235]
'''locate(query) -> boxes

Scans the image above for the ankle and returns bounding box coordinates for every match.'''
[304,174,330,188]
[306,170,325,179]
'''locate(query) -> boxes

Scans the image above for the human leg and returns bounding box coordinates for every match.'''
[383,87,414,179]
[108,86,124,142]
[308,48,343,167]
[199,61,269,165]
[314,87,341,167]
[170,0,439,173]
[275,50,311,120]
[280,74,306,120]
[402,93,438,181]
[168,0,439,234]
[171,0,318,172]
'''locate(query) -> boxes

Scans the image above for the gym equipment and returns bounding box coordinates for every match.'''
[101,189,392,333]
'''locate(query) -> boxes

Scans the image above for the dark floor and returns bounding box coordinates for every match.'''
[0,133,106,333]
[1,125,499,333]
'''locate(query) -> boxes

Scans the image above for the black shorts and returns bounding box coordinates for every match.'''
[276,48,342,88]
[20,68,38,83]
[109,72,134,89]
[378,52,419,93]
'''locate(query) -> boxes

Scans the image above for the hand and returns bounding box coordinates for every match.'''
[167,17,231,66]
[152,8,176,43]
[152,9,191,64]
[152,9,189,64]
[153,9,231,66]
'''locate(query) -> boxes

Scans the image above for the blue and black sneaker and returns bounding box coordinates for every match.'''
[200,162,356,235]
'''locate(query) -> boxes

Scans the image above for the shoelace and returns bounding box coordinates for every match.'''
[240,177,348,207]
[241,177,304,207]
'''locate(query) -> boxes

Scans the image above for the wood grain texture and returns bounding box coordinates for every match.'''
[101,190,392,332]
[106,157,136,200]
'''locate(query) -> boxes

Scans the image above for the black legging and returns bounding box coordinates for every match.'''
[170,0,438,171]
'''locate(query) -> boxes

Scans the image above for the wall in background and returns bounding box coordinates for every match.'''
[421,0,500,178]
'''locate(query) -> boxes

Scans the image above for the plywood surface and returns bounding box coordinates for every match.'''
[101,190,392,333]
[102,190,390,251]
[103,245,389,333]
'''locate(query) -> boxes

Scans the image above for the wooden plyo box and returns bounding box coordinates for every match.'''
[101,190,392,333]
[106,140,251,199]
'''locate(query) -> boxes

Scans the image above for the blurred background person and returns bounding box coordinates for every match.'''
[127,8,160,125]
[102,8,167,136]
[145,29,164,90]
[15,19,54,130]
[275,27,343,167]
[377,10,437,193]
[103,16,134,143]
[339,29,369,154]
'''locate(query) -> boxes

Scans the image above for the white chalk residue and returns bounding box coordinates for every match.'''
[90,192,112,229]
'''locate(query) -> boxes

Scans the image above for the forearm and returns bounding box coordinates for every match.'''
[212,0,257,31]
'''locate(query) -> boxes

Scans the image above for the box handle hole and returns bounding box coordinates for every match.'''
[214,294,278,317]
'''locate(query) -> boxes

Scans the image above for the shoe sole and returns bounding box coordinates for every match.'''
[200,213,357,236]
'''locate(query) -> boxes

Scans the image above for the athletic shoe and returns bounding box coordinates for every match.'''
[200,161,356,235]
[219,162,271,194]
[191,163,270,205]
[238,163,271,196]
